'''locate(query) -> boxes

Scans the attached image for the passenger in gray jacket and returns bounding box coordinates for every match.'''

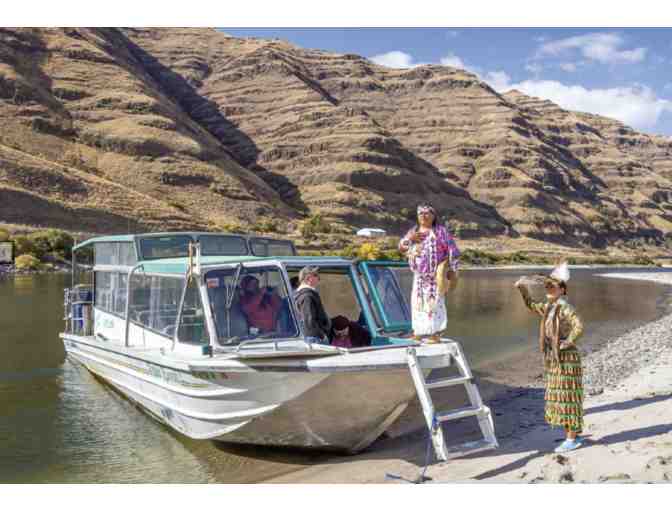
[294,266,331,342]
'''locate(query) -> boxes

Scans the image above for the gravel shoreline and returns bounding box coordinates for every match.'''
[269,270,672,483]
[584,272,672,392]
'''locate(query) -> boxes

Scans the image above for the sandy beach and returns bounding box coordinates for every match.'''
[269,271,672,483]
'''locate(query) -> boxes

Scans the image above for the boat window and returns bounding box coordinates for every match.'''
[359,263,412,331]
[200,235,248,256]
[205,266,297,344]
[139,236,192,260]
[95,271,113,312]
[94,271,128,318]
[250,238,296,257]
[358,271,384,330]
[287,267,364,325]
[95,242,137,266]
[177,278,208,345]
[113,273,128,316]
[129,274,184,337]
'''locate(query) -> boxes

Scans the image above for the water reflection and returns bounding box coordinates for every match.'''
[0,269,670,483]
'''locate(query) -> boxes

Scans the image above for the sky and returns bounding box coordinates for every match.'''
[221,28,672,137]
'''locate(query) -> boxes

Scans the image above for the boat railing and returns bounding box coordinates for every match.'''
[64,284,94,336]
[233,336,326,353]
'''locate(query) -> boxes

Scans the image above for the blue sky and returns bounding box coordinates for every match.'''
[222,28,672,137]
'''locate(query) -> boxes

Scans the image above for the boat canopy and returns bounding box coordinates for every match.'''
[136,255,353,275]
[73,232,298,267]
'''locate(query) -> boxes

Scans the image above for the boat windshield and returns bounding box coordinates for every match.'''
[205,265,298,345]
[359,262,412,332]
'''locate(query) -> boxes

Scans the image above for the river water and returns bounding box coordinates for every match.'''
[1,269,671,483]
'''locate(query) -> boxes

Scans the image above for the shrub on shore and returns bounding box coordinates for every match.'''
[5,229,75,268]
[12,236,38,257]
[0,228,9,242]
[15,254,42,270]
[28,229,74,259]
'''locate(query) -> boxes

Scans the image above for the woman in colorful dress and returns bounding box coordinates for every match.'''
[398,204,461,343]
[514,262,585,453]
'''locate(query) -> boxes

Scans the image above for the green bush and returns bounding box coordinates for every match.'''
[0,228,9,242]
[300,214,331,239]
[460,249,501,266]
[508,251,533,264]
[632,254,657,266]
[254,217,281,233]
[15,254,42,270]
[12,236,38,257]
[338,244,358,259]
[27,229,74,259]
[216,222,245,234]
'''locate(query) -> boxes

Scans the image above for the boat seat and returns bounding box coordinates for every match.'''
[210,287,249,343]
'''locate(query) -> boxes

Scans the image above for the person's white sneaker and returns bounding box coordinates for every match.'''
[554,438,583,453]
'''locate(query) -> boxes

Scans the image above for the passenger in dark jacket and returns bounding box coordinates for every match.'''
[330,315,371,348]
[294,266,331,341]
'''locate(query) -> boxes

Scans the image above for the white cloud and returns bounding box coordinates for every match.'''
[506,80,671,130]
[536,32,647,64]
[525,62,543,74]
[440,53,466,69]
[484,71,512,91]
[370,50,477,74]
[559,62,578,72]
[369,48,670,131]
[369,50,416,68]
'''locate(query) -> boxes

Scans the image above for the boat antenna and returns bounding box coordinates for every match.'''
[186,242,194,283]
[226,263,243,310]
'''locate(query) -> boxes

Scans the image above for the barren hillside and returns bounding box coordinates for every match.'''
[1,28,671,254]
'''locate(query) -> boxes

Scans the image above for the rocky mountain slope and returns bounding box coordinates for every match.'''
[1,27,671,252]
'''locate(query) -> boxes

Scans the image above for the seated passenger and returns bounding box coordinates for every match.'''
[239,275,282,334]
[330,315,372,348]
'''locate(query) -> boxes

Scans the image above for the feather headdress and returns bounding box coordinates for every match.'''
[548,260,570,283]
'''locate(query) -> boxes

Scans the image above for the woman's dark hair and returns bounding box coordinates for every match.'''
[559,281,568,295]
[415,203,439,229]
[240,275,258,291]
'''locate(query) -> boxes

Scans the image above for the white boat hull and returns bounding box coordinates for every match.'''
[62,334,433,452]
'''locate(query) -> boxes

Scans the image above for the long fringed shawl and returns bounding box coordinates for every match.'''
[540,302,562,363]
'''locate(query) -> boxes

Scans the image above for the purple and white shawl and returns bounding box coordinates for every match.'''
[400,225,461,308]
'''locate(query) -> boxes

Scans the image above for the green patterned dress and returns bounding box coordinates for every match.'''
[520,290,585,432]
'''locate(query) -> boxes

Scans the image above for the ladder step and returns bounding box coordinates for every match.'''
[443,439,497,460]
[425,375,472,390]
[436,405,485,422]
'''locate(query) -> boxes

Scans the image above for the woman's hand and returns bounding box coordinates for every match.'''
[559,340,574,350]
[409,230,428,243]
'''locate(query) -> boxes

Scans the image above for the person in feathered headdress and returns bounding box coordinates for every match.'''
[514,260,585,453]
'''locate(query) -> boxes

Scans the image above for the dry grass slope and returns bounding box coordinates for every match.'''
[1,28,671,257]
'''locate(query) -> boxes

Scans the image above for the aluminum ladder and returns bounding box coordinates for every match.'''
[407,341,498,462]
